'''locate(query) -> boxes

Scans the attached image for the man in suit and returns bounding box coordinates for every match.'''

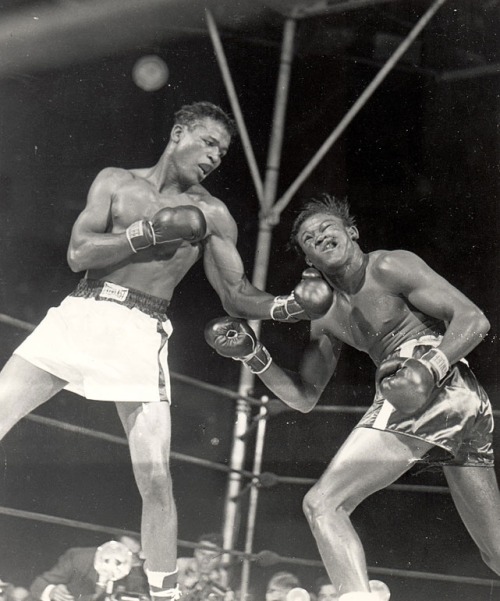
[176,533,231,601]
[30,536,148,601]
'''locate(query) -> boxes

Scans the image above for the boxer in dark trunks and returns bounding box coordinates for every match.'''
[205,194,499,601]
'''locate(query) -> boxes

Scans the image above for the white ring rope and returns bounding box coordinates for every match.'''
[0,506,498,588]
[2,311,497,495]
[1,313,499,589]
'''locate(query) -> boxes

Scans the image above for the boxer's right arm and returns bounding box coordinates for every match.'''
[67,168,136,272]
[205,316,341,413]
[203,201,332,321]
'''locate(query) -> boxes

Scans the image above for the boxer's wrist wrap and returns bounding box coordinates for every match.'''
[239,342,272,374]
[126,220,155,253]
[419,348,450,385]
[270,294,305,322]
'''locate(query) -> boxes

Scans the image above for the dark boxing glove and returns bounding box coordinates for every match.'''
[126,205,207,253]
[376,348,450,415]
[205,316,272,374]
[271,268,333,322]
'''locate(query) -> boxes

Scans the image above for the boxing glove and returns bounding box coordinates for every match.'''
[205,316,272,374]
[376,348,450,415]
[271,268,333,322]
[126,205,207,252]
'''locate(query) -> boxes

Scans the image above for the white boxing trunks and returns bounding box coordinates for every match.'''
[14,279,173,403]
[357,336,494,467]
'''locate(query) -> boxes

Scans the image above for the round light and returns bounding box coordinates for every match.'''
[132,55,169,91]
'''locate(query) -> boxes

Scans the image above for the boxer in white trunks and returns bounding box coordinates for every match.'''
[0,103,333,601]
[205,194,500,601]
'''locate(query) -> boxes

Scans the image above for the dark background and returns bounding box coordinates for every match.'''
[0,2,498,600]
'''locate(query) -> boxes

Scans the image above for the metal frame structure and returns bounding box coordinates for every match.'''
[1,0,497,593]
[206,0,449,594]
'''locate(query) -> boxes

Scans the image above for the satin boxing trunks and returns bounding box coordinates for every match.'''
[356,336,494,467]
[14,279,173,403]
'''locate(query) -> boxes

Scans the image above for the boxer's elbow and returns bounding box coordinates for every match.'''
[297,400,316,414]
[475,311,491,339]
[456,308,491,349]
[294,386,321,413]
[67,246,84,272]
[67,242,92,272]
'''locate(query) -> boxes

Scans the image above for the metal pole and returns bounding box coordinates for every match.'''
[261,17,296,214]
[205,9,264,203]
[220,17,297,557]
[239,397,269,601]
[438,63,500,82]
[291,0,401,18]
[272,0,448,217]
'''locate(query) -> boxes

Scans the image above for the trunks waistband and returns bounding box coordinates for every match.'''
[70,279,170,319]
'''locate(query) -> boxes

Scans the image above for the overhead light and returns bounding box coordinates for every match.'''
[132,55,169,91]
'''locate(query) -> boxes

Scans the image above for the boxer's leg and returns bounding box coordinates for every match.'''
[443,465,500,575]
[303,427,434,599]
[116,401,179,599]
[0,355,67,439]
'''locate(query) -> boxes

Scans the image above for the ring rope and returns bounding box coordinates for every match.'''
[24,414,256,478]
[0,506,498,588]
[2,316,499,587]
[170,371,262,407]
[1,312,498,417]
[25,413,452,495]
[0,313,495,493]
[256,471,451,494]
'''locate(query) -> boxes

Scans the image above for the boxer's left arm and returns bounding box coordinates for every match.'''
[205,315,341,413]
[203,201,332,321]
[377,250,490,365]
[375,251,490,412]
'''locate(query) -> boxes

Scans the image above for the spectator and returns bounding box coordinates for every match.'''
[30,536,148,601]
[177,534,231,601]
[314,577,338,601]
[265,572,301,601]
[7,587,30,601]
[0,579,11,601]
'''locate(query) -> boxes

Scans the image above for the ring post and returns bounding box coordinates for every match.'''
[240,397,270,601]
[219,16,297,559]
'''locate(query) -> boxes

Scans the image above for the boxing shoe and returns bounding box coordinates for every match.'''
[148,585,181,601]
[338,580,390,601]
[146,569,181,600]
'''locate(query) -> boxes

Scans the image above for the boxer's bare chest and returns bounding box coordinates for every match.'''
[328,283,408,352]
[88,174,206,294]
[110,178,197,231]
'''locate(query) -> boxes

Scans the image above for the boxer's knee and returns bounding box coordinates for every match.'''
[303,482,351,528]
[134,458,173,504]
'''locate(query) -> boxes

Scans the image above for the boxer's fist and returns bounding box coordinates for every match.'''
[205,316,272,374]
[271,268,333,322]
[294,268,333,318]
[376,357,437,415]
[205,316,258,359]
[126,205,207,252]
